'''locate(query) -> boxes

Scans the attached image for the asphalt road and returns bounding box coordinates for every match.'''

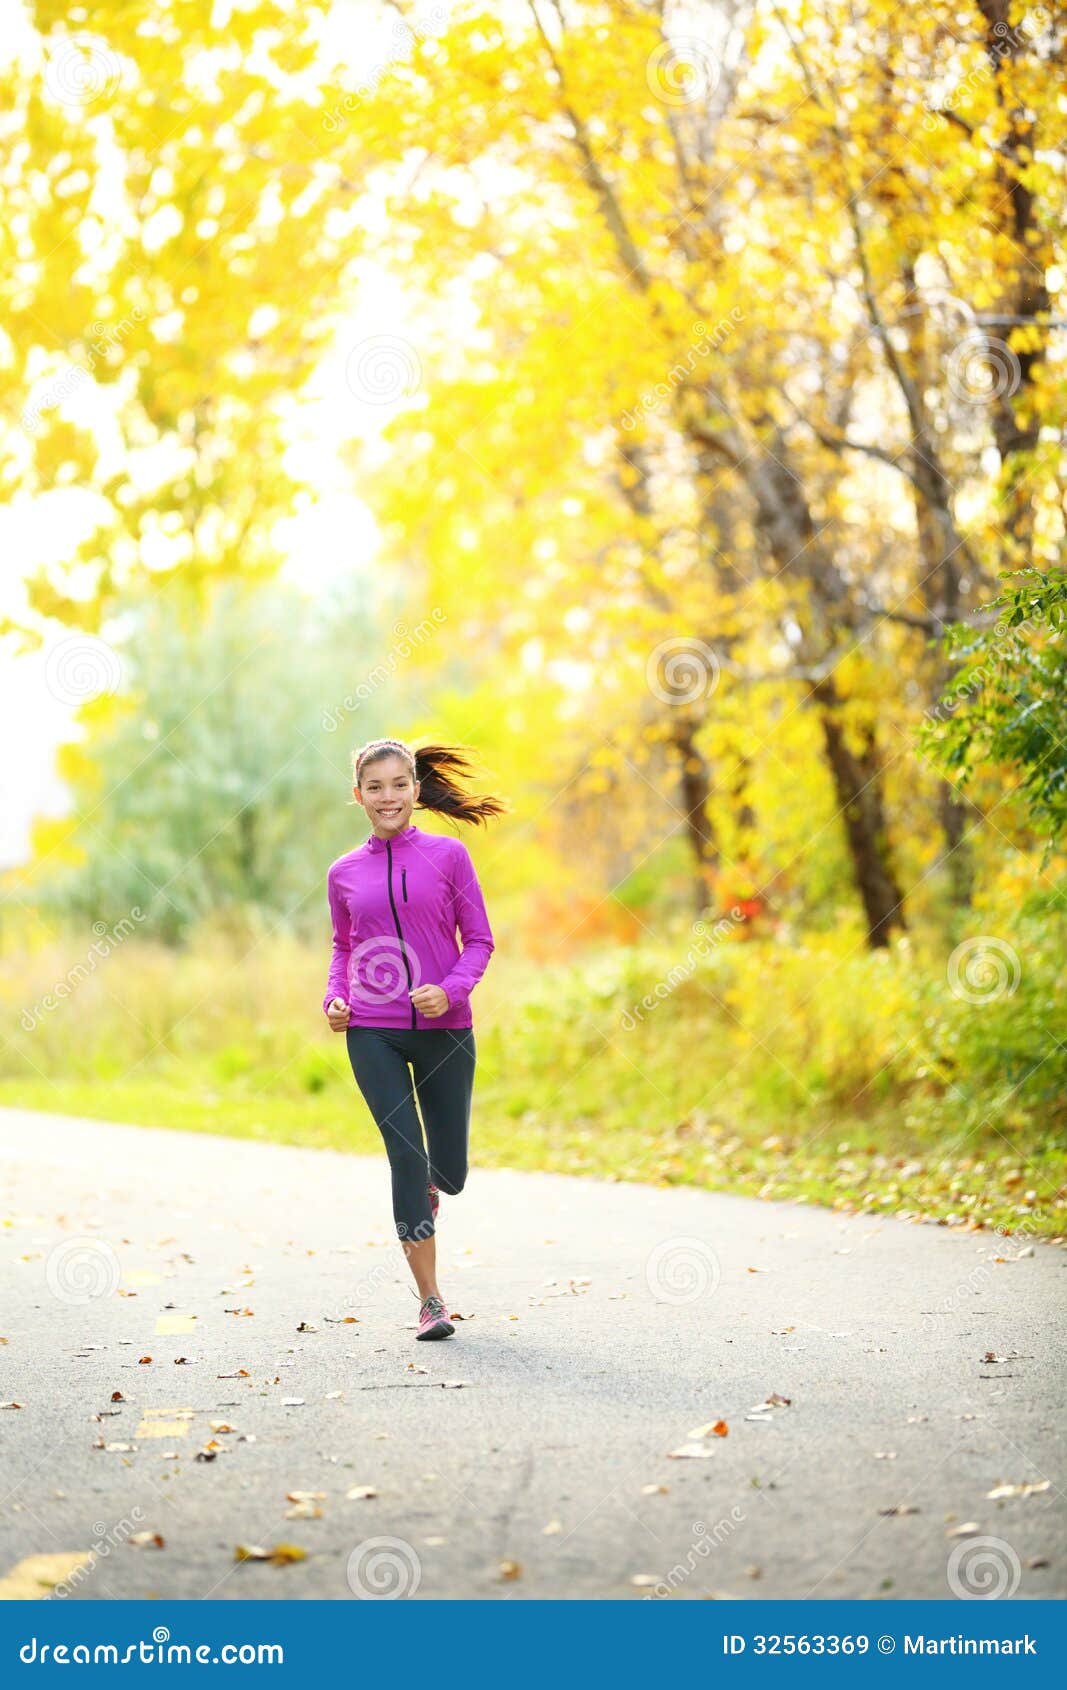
[0,1106,1063,1601]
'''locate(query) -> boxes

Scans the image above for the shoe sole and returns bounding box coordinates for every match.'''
[416,1320,455,1341]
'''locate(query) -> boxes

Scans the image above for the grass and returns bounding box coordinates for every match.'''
[1,886,1064,1239]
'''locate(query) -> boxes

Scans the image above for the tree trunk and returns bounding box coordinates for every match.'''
[811,678,907,947]
[900,261,974,904]
[737,426,907,944]
[668,712,718,917]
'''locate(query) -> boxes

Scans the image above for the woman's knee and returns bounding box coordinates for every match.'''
[435,1164,467,1197]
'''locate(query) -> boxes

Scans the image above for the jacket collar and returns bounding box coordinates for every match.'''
[365,822,419,854]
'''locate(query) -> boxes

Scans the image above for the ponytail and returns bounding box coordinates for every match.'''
[352,738,508,829]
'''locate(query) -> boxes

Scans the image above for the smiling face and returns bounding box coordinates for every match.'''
[354,752,420,838]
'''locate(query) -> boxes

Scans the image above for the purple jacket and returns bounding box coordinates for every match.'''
[323,823,495,1030]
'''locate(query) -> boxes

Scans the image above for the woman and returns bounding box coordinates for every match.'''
[323,738,505,1340]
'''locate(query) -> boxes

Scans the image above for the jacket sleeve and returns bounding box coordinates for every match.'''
[439,842,495,1013]
[323,867,353,1013]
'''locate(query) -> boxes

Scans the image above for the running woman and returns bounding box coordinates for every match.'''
[323,739,505,1341]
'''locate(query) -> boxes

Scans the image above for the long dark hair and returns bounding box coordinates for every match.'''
[352,738,508,829]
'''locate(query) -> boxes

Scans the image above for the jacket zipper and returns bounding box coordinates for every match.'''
[401,868,408,902]
[386,840,417,1027]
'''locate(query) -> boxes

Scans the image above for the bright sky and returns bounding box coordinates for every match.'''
[0,0,442,868]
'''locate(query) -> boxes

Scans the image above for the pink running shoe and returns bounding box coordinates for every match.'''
[428,1181,440,1222]
[416,1294,454,1341]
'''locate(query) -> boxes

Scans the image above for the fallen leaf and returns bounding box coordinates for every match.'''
[281,1398,305,1407]
[284,1501,322,1520]
[947,1522,980,1538]
[128,1532,165,1549]
[441,1380,470,1389]
[542,1520,562,1535]
[234,1543,307,1565]
[667,1443,715,1460]
[688,1420,729,1438]
[296,1322,318,1333]
[986,1480,1050,1499]
[345,1485,378,1501]
[217,1370,250,1379]
[110,1391,125,1402]
[878,1504,919,1516]
[749,1393,792,1414]
[1,1401,24,1410]
[641,1484,668,1495]
[498,1559,522,1581]
[630,1573,659,1587]
[194,1449,218,1463]
[138,1356,152,1365]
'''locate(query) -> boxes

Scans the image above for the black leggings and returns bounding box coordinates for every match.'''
[345,1026,476,1242]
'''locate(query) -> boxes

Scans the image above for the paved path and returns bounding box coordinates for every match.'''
[0,1108,1063,1601]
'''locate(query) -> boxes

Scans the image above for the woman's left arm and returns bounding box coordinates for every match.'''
[438,843,495,1013]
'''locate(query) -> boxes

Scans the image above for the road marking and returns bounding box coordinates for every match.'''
[135,1406,195,1438]
[0,1551,92,1600]
[154,1314,196,1335]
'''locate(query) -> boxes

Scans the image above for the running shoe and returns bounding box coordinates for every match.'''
[428,1181,440,1221]
[416,1294,455,1341]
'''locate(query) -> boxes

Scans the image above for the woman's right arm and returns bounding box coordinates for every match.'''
[323,868,352,1016]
